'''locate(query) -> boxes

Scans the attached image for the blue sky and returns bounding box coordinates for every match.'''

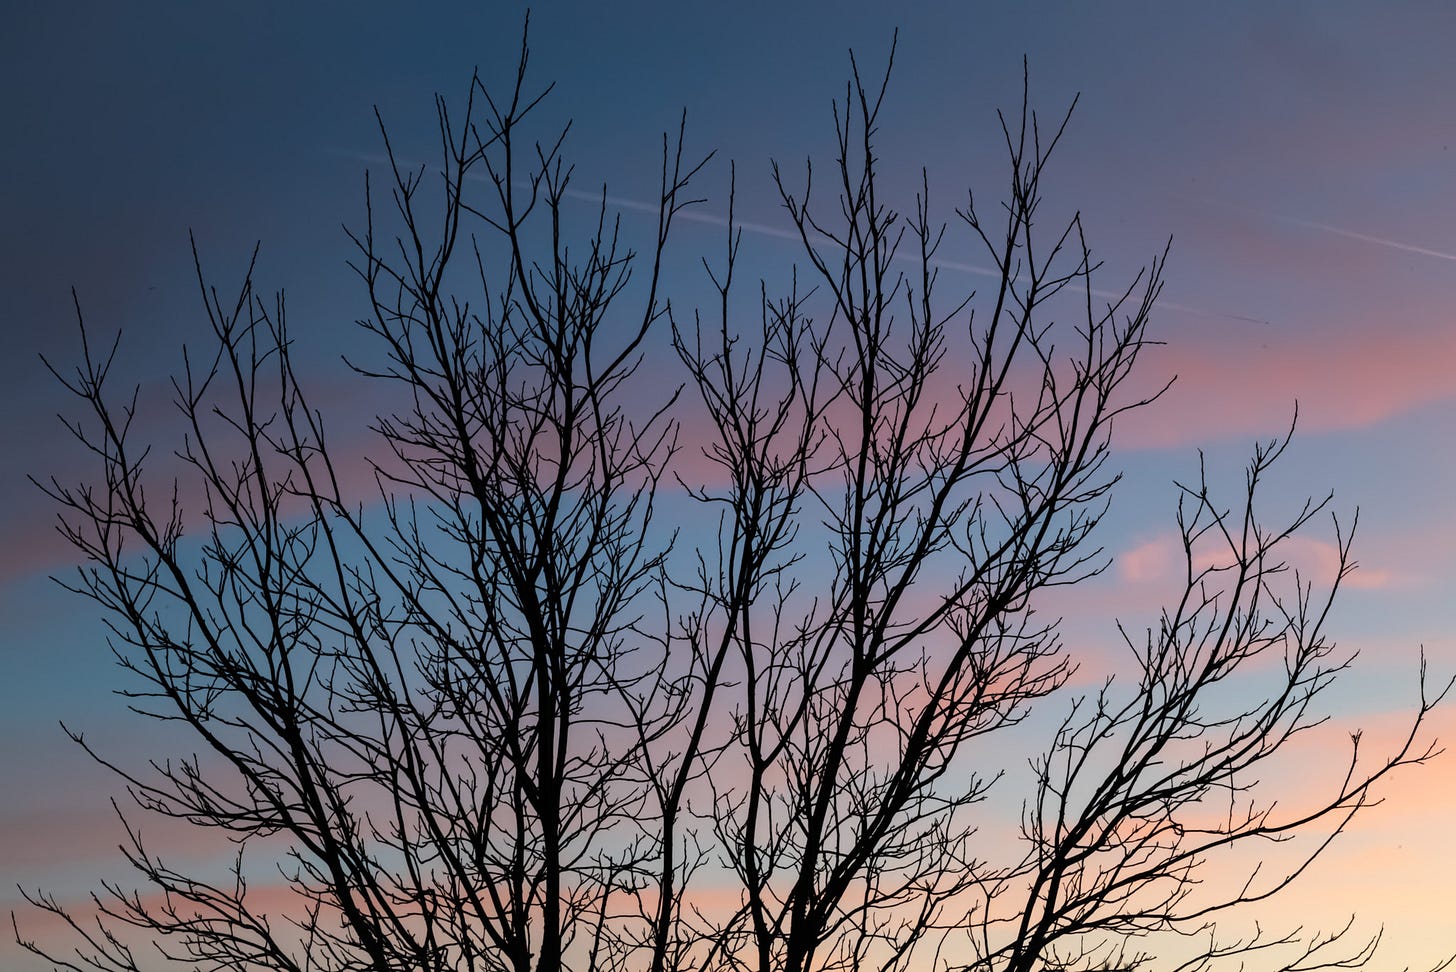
[4,3,1456,968]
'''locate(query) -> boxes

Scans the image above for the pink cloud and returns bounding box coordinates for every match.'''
[1118,534,1187,586]
[0,512,72,583]
[3,361,392,584]
[1117,531,1400,591]
[1118,322,1456,450]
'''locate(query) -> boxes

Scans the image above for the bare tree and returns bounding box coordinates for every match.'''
[977,428,1450,972]
[16,28,1448,972]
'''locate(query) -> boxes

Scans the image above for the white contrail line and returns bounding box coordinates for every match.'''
[342,148,1271,324]
[558,185,1272,325]
[1176,190,1456,264]
[1277,214,1456,263]
[559,186,803,242]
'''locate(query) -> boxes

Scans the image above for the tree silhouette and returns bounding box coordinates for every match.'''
[15,29,1449,972]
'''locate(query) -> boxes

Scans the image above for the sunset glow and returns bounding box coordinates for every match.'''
[4,4,1455,970]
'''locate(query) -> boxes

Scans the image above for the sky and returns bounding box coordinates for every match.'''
[3,2,1455,969]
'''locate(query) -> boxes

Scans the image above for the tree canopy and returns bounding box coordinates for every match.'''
[16,29,1448,972]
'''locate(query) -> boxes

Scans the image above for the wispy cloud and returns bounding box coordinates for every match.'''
[1117,313,1456,449]
[1118,531,1402,591]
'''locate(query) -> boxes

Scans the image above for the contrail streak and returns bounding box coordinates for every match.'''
[344,149,1272,325]
[1277,213,1456,263]
[1178,190,1456,263]
[556,183,1271,325]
